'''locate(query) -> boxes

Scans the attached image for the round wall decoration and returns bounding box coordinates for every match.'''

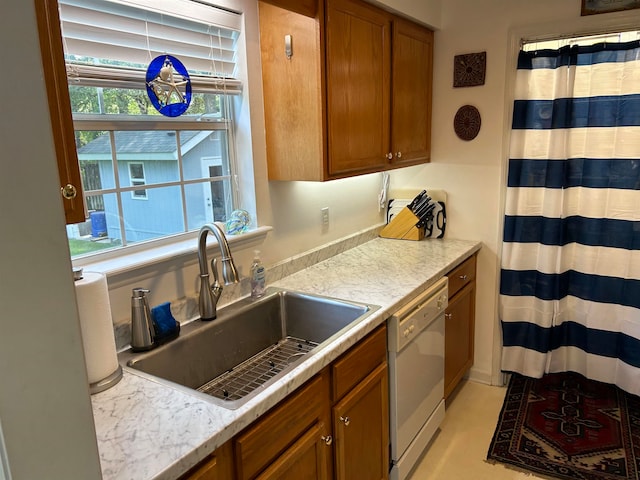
[453,105,481,141]
[145,55,192,117]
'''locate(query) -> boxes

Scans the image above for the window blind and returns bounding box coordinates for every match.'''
[59,0,241,92]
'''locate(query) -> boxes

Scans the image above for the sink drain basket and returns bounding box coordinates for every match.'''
[197,336,317,402]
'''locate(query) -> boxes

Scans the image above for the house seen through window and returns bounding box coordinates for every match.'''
[62,0,243,258]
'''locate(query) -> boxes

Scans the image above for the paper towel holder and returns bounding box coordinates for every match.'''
[73,267,123,395]
[90,365,123,394]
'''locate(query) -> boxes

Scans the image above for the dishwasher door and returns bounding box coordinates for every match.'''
[388,277,447,479]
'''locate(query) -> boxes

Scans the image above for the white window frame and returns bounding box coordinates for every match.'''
[74,116,237,251]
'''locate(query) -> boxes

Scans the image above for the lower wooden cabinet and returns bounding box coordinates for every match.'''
[255,421,332,480]
[444,255,477,399]
[185,325,389,480]
[333,362,389,480]
[180,440,234,480]
[234,372,332,480]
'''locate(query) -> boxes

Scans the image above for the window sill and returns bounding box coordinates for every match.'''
[72,226,272,285]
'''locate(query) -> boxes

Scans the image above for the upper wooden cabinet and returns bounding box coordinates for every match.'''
[35,0,86,224]
[390,19,433,167]
[259,0,319,17]
[325,0,391,177]
[258,0,433,181]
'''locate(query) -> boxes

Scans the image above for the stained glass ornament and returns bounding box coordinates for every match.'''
[226,210,251,235]
[145,55,192,117]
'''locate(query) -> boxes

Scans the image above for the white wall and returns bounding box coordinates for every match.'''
[0,1,102,479]
[391,0,640,385]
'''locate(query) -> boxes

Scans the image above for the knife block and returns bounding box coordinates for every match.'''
[379,207,425,241]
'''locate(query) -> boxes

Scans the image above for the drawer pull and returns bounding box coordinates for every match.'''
[445,313,452,320]
[321,435,333,446]
[340,416,350,426]
[459,274,468,281]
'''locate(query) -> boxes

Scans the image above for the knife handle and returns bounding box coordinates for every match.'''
[408,190,427,211]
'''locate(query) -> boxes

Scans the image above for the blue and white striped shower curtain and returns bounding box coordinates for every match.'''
[500,41,640,395]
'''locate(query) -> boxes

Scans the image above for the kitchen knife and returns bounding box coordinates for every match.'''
[415,201,436,227]
[412,195,431,218]
[408,190,427,212]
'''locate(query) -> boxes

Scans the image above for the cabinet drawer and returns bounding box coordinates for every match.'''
[447,254,476,298]
[234,371,330,480]
[332,325,387,402]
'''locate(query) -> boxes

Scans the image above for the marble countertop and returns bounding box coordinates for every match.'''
[91,237,481,480]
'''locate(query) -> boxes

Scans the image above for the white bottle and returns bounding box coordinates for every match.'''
[250,250,266,298]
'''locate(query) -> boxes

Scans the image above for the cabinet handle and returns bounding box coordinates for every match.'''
[459,274,468,281]
[340,416,350,426]
[445,313,452,320]
[61,183,78,200]
[396,152,402,158]
[386,152,393,160]
[284,34,293,59]
[321,435,333,446]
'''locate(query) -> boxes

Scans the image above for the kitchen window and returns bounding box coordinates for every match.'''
[61,0,246,258]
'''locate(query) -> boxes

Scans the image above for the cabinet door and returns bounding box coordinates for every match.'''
[259,1,326,181]
[444,281,476,399]
[333,362,389,480]
[256,421,332,480]
[325,0,391,177]
[180,441,234,480]
[234,372,331,480]
[390,19,433,166]
[180,455,219,480]
[259,0,319,17]
[35,0,86,224]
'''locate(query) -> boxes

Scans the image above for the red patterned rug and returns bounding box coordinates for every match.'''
[487,372,640,479]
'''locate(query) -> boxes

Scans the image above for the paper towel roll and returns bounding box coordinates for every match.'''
[74,272,119,387]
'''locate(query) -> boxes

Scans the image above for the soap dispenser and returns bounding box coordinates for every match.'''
[250,250,266,298]
[130,288,155,351]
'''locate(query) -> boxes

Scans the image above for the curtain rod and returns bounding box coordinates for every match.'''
[520,28,639,48]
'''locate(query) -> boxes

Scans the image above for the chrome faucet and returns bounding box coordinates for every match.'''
[197,222,239,320]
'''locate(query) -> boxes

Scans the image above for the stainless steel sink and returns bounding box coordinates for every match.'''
[120,288,379,409]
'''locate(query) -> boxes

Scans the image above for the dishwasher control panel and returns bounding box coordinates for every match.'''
[387,276,448,352]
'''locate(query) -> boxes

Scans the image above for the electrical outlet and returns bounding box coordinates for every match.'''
[321,207,329,225]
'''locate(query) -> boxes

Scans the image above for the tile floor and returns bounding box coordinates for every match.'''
[407,379,544,480]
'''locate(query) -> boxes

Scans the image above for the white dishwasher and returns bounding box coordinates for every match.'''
[387,276,448,480]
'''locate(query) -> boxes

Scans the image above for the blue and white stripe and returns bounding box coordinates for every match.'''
[500,40,640,395]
